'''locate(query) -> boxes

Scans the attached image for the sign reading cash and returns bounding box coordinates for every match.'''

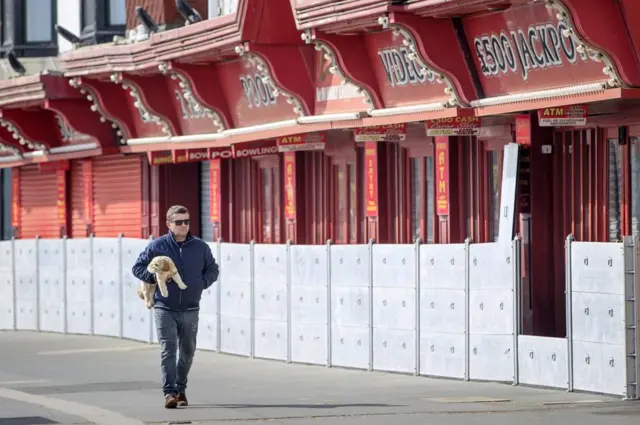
[426,117,481,136]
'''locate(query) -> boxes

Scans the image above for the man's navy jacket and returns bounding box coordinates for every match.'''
[132,231,219,312]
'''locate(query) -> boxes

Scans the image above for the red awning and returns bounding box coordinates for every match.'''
[0,74,118,168]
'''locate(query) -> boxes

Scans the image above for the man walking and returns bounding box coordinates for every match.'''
[132,205,219,409]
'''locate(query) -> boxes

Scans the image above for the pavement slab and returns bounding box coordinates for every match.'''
[0,331,638,425]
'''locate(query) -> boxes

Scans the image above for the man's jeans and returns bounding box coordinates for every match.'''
[154,308,199,396]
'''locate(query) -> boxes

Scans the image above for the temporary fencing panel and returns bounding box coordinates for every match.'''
[1,235,639,399]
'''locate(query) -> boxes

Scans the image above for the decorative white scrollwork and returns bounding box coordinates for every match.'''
[377,16,466,108]
[54,114,92,143]
[68,77,127,145]
[234,43,306,118]
[0,118,47,152]
[157,62,225,133]
[109,72,173,137]
[545,0,623,89]
[301,29,375,111]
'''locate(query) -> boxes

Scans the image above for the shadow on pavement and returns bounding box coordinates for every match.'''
[186,403,403,409]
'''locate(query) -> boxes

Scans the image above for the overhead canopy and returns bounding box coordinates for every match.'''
[0,74,118,168]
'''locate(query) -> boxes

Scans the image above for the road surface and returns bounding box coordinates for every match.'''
[0,331,639,425]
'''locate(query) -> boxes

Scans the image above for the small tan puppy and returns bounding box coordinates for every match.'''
[136,256,187,309]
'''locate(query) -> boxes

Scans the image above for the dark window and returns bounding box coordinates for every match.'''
[81,0,125,46]
[1,0,57,57]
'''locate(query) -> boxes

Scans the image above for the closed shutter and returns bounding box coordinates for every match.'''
[19,165,59,239]
[200,161,213,241]
[92,155,143,238]
[70,160,87,238]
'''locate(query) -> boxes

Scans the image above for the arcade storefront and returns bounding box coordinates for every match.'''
[2,0,640,336]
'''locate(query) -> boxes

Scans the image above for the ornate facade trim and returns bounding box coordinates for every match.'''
[109,72,173,137]
[157,62,226,133]
[301,29,376,111]
[68,77,127,145]
[377,16,466,108]
[0,118,47,152]
[545,0,623,89]
[234,43,306,118]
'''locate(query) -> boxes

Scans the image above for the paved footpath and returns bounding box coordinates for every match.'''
[1,332,640,425]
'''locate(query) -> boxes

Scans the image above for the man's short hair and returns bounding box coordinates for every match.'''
[166,205,189,222]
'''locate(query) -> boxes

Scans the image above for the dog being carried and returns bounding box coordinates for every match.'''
[137,255,187,309]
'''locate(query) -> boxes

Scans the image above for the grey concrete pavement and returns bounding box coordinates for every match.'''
[0,331,638,425]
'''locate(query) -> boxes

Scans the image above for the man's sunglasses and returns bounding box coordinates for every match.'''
[172,219,190,226]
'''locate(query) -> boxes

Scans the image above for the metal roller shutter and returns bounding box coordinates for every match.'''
[200,161,213,241]
[70,160,87,238]
[19,165,59,239]
[92,155,143,238]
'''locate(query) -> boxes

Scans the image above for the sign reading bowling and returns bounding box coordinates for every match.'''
[216,58,300,128]
[173,148,210,163]
[537,105,587,126]
[365,30,449,107]
[463,2,608,96]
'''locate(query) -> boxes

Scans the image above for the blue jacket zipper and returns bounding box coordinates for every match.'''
[179,246,183,308]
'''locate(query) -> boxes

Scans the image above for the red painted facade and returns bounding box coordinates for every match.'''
[3,0,640,338]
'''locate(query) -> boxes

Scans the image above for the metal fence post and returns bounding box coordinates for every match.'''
[326,239,333,368]
[89,233,95,335]
[35,235,40,332]
[249,239,255,359]
[368,238,375,372]
[216,237,222,352]
[148,234,154,344]
[464,237,471,382]
[414,237,422,376]
[565,233,575,392]
[286,239,292,363]
[11,236,16,331]
[512,235,522,386]
[62,235,68,335]
[117,233,124,338]
[623,235,638,400]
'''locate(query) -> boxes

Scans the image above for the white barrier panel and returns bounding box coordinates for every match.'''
[569,241,632,397]
[0,241,14,330]
[468,241,515,383]
[197,242,219,352]
[14,239,37,331]
[330,244,370,370]
[66,239,92,335]
[38,239,65,333]
[92,238,121,338]
[419,243,466,379]
[253,243,288,361]
[372,244,416,374]
[517,336,568,389]
[4,235,640,400]
[121,238,152,343]
[290,245,328,366]
[219,243,252,356]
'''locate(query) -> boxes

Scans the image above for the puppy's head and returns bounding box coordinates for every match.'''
[147,256,172,274]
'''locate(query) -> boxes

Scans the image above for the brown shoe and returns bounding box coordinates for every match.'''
[176,393,188,407]
[164,394,178,409]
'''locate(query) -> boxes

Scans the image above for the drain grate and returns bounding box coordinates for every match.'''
[0,417,60,425]
[15,380,158,395]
